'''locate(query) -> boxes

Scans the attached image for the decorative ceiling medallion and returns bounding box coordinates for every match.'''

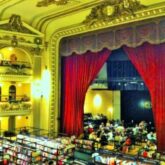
[36,0,68,7]
[83,0,146,25]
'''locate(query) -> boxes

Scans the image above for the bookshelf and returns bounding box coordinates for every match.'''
[16,134,75,164]
[3,138,41,164]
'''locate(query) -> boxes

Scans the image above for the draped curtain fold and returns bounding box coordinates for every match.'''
[61,48,111,136]
[124,42,165,152]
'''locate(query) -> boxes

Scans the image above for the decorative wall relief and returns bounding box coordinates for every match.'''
[9,14,23,32]
[84,0,146,25]
[0,15,44,55]
[36,0,68,7]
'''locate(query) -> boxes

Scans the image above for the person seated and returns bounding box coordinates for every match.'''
[146,131,152,139]
[89,131,98,141]
[21,94,29,101]
[115,124,125,134]
[100,132,108,146]
[142,149,149,158]
[147,131,157,143]
[88,123,94,134]
[122,136,132,153]
[107,130,114,142]
[125,136,132,146]
[20,127,29,135]
[133,124,139,136]
[99,122,105,129]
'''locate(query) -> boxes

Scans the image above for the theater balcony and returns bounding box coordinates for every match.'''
[0,101,32,116]
[0,60,32,82]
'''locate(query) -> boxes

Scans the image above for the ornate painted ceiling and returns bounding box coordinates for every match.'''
[0,0,100,28]
[0,0,164,39]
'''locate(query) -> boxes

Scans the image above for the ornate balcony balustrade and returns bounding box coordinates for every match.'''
[0,101,32,116]
[0,60,32,76]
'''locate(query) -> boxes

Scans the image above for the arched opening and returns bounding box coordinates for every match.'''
[0,46,32,69]
[0,46,33,133]
[9,85,16,102]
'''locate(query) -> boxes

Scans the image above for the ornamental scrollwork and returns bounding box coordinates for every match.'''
[36,0,68,7]
[9,14,23,32]
[84,0,146,25]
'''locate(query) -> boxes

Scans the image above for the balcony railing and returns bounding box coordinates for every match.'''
[0,60,31,68]
[0,95,30,102]
[0,101,32,116]
[0,60,32,76]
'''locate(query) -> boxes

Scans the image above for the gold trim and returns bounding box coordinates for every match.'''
[36,0,68,7]
[35,0,102,31]
[83,0,146,25]
[49,2,165,133]
[0,74,32,82]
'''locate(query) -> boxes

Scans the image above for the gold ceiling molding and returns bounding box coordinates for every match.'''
[37,0,68,7]
[84,0,146,25]
[36,0,102,31]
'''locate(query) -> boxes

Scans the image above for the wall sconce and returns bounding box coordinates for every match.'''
[93,94,102,108]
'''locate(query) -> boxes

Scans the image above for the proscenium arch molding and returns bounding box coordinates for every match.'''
[49,2,165,133]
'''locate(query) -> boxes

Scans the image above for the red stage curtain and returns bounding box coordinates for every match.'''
[62,48,111,136]
[124,42,165,152]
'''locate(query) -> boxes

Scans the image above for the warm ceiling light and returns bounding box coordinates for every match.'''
[18,83,22,87]
[8,47,13,51]
[17,116,22,120]
[93,94,102,108]
[108,107,113,113]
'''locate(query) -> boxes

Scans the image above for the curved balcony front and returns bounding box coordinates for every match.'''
[0,101,32,117]
[0,60,32,82]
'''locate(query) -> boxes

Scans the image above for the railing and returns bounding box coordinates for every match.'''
[0,60,31,68]
[0,95,30,102]
[0,60,32,76]
[0,101,32,116]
